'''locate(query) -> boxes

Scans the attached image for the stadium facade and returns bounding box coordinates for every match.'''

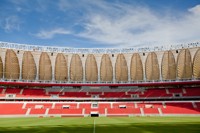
[0,41,199,84]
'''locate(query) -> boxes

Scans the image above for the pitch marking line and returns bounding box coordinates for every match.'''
[93,119,96,133]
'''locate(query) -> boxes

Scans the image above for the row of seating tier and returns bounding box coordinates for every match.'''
[5,88,21,94]
[0,102,200,116]
[183,88,200,96]
[107,108,141,114]
[0,88,200,98]
[49,109,82,114]
[23,89,46,96]
[0,103,27,115]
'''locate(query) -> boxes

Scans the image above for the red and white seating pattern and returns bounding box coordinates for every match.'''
[0,101,199,117]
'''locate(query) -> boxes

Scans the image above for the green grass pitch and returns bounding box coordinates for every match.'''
[0,117,199,133]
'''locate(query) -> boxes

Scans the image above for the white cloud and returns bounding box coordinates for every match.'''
[188,4,200,15]
[35,28,71,39]
[77,3,200,47]
[3,16,21,32]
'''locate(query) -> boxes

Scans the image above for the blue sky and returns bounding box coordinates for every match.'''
[0,0,200,48]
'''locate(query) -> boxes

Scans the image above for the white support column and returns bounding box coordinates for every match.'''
[81,54,86,82]
[16,50,23,80]
[50,53,57,81]
[95,54,101,82]
[67,54,72,82]
[111,54,116,83]
[173,50,178,80]
[124,54,131,82]
[32,51,40,81]
[140,52,147,81]
[0,49,6,79]
[156,51,163,81]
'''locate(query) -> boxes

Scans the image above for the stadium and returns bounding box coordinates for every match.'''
[0,41,200,132]
[1,0,200,132]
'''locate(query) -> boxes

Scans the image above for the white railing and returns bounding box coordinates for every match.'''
[0,41,199,54]
[0,78,199,85]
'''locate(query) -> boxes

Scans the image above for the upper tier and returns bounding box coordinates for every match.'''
[0,41,199,83]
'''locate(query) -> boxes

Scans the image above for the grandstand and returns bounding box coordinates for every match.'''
[0,41,200,117]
